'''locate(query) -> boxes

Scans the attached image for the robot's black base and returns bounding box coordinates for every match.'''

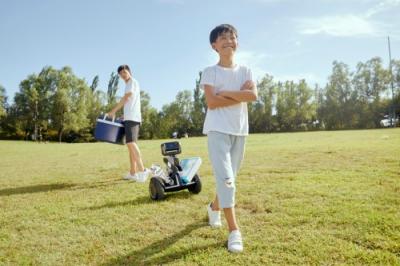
[149,141,202,201]
[149,174,202,201]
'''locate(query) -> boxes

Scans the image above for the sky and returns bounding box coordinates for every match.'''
[0,0,399,110]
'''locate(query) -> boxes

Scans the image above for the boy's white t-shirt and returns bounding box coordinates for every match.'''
[124,78,142,123]
[200,64,253,136]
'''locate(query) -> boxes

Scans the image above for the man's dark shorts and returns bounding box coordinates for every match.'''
[124,120,140,143]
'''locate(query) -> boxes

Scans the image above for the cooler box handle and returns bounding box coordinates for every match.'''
[103,114,115,122]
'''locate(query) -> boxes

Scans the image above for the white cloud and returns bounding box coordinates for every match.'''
[297,14,386,37]
[296,0,400,38]
[365,0,400,17]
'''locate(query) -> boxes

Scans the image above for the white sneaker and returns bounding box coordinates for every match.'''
[123,172,138,181]
[228,230,243,253]
[207,203,222,227]
[136,168,150,183]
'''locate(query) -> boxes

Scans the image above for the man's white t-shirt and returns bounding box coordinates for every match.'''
[200,64,253,136]
[124,78,142,123]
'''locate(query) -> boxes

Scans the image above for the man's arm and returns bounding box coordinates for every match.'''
[217,80,258,102]
[203,85,240,110]
[107,92,132,117]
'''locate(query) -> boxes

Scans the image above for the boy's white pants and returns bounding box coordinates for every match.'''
[207,131,246,208]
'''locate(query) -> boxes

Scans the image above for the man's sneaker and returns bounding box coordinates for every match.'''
[136,169,150,183]
[207,203,222,227]
[123,172,138,181]
[228,230,243,253]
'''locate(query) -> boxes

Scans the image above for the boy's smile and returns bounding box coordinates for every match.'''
[212,32,238,56]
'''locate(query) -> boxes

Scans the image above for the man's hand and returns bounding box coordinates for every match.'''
[106,111,116,119]
[241,80,255,91]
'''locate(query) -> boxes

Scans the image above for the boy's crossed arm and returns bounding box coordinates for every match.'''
[204,80,258,110]
[218,80,258,103]
[203,85,240,110]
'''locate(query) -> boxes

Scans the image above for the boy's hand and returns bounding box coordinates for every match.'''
[241,80,255,91]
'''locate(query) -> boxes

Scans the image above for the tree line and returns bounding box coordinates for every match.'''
[0,56,399,142]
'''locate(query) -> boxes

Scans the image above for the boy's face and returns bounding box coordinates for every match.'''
[212,31,238,56]
[118,69,131,81]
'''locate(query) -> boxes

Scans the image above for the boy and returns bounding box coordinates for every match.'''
[107,65,149,182]
[200,24,258,253]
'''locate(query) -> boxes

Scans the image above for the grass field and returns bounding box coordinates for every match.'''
[0,129,399,265]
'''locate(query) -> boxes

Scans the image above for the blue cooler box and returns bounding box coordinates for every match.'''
[94,115,125,144]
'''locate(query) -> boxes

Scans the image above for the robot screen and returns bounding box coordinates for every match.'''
[161,141,181,156]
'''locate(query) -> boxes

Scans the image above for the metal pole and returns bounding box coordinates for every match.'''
[388,36,395,127]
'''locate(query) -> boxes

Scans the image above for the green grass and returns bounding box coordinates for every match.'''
[0,129,399,265]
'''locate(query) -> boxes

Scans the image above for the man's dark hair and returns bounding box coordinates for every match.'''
[209,24,238,44]
[117,64,131,74]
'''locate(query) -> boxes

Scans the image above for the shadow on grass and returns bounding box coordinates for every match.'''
[0,179,125,197]
[102,221,224,265]
[0,183,76,196]
[83,191,195,210]
[71,178,126,190]
[83,195,153,210]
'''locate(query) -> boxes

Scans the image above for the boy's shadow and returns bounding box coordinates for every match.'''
[102,221,224,265]
[83,191,194,210]
[82,195,152,210]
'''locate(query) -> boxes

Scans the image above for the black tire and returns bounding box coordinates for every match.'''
[149,177,165,200]
[188,174,202,194]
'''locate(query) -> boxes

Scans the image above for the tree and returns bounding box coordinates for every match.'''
[314,84,325,129]
[51,67,90,142]
[0,84,7,136]
[175,90,193,135]
[90,75,99,92]
[275,79,315,131]
[35,66,59,139]
[107,72,119,109]
[319,61,361,129]
[295,79,315,130]
[352,57,390,127]
[190,72,206,135]
[13,74,39,139]
[390,59,400,114]
[138,90,160,139]
[0,84,6,118]
[87,75,106,134]
[249,74,276,132]
[159,90,193,138]
[11,67,59,140]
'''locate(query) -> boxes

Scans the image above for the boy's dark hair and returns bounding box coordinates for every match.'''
[117,64,131,74]
[209,24,238,44]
